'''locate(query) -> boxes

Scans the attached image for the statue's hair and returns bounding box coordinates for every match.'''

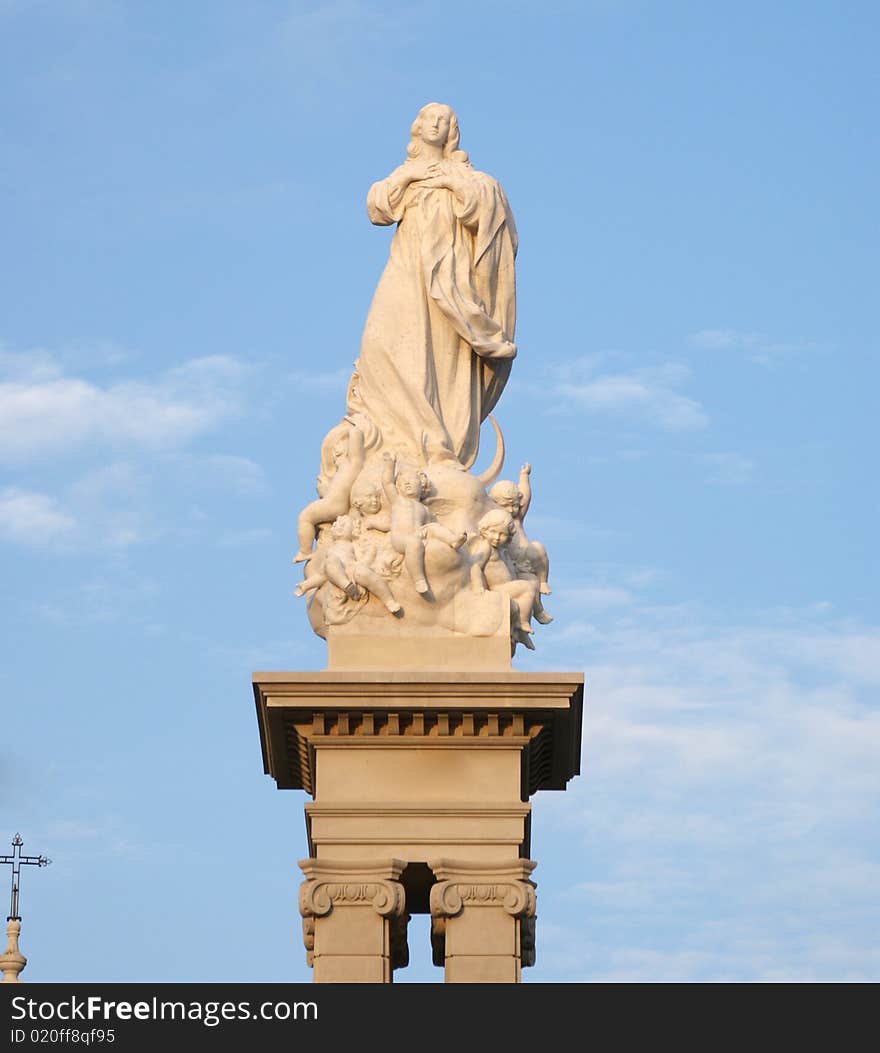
[478,508,514,536]
[406,103,470,164]
[488,480,521,506]
[331,514,357,536]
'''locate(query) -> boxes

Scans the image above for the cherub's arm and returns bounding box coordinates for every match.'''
[381,452,398,507]
[362,510,391,532]
[329,427,365,495]
[518,463,532,520]
[469,540,490,592]
[347,426,365,471]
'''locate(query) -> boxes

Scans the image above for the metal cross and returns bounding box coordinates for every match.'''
[1,834,51,920]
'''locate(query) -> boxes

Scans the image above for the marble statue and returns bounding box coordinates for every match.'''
[488,463,551,597]
[347,101,517,470]
[469,509,542,651]
[294,103,555,655]
[381,452,467,595]
[295,514,402,616]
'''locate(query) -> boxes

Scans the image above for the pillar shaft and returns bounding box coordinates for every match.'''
[299,858,408,983]
[429,859,537,983]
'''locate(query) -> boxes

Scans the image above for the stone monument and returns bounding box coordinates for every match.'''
[254,102,583,983]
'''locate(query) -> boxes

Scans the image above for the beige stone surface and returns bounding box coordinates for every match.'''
[298,858,408,983]
[0,920,26,983]
[258,670,582,981]
[429,859,536,984]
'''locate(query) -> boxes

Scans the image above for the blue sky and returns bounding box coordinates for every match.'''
[1,0,877,982]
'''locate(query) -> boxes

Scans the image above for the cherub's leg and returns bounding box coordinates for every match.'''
[521,570,553,624]
[404,537,429,594]
[533,593,553,625]
[529,541,551,594]
[324,555,361,600]
[294,506,320,562]
[510,581,536,635]
[425,522,467,549]
[295,498,344,562]
[294,574,325,597]
[504,594,536,652]
[353,564,402,614]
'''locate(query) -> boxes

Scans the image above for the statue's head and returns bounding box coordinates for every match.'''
[350,478,382,516]
[407,102,469,164]
[478,508,513,548]
[330,514,356,541]
[489,480,522,516]
[396,467,428,500]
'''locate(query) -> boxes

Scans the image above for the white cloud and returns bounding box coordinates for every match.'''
[552,360,708,431]
[287,367,354,393]
[0,487,76,543]
[0,351,250,464]
[701,451,755,485]
[527,595,880,980]
[690,328,813,366]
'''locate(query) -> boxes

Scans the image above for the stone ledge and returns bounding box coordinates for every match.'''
[253,670,583,796]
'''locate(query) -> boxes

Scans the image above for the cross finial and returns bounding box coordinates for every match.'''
[1,833,51,921]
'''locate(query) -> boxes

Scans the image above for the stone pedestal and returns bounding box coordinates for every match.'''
[254,664,583,983]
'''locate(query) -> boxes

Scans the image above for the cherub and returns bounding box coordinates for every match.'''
[469,508,541,650]
[294,514,402,615]
[488,463,550,595]
[381,451,466,594]
[349,477,390,534]
[294,424,365,562]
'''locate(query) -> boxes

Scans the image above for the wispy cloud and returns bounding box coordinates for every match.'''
[287,366,353,393]
[701,452,755,485]
[690,329,815,366]
[530,594,880,980]
[551,358,708,431]
[0,487,76,544]
[0,350,250,464]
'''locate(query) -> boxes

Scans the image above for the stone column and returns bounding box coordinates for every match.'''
[298,858,408,983]
[0,920,26,983]
[429,859,537,983]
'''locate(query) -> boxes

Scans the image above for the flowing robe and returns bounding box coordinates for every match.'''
[349,161,517,469]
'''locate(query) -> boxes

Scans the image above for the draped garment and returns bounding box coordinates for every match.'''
[348,162,517,469]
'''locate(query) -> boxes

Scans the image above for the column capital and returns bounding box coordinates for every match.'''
[428,858,537,919]
[298,858,407,920]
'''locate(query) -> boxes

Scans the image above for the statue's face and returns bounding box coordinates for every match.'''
[397,472,425,499]
[481,522,511,549]
[331,517,354,540]
[496,492,521,516]
[420,106,450,147]
[354,490,381,515]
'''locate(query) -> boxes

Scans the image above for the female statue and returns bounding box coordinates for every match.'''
[347,102,518,470]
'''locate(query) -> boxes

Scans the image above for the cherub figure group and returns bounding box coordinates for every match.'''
[293,419,552,651]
